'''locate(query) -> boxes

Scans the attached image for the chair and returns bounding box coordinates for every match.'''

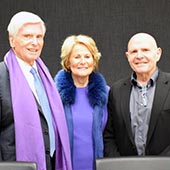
[96,157,170,170]
[0,161,36,170]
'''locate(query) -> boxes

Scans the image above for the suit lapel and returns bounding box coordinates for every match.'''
[32,92,44,113]
[120,78,135,144]
[147,71,170,144]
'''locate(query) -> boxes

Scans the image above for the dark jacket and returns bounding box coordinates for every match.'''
[104,70,170,156]
[0,62,53,170]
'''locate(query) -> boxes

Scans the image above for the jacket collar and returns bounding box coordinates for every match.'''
[54,69,108,107]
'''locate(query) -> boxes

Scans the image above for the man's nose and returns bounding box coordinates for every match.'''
[32,37,38,44]
[136,50,144,58]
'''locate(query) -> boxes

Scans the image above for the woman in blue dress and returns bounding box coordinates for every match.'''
[54,34,109,170]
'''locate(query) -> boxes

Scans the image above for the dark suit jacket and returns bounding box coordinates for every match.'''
[104,70,170,157]
[0,62,54,170]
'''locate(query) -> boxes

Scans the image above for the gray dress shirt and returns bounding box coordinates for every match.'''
[130,69,158,155]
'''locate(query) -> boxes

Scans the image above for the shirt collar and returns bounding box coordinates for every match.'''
[15,56,37,73]
[131,68,159,88]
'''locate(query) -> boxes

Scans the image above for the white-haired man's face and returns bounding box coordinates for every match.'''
[9,22,44,66]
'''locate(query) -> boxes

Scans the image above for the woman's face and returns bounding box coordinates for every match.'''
[69,43,95,80]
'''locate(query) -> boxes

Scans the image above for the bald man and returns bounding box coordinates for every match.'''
[104,33,170,156]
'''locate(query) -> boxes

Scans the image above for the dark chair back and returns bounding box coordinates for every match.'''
[96,157,170,170]
[0,162,36,170]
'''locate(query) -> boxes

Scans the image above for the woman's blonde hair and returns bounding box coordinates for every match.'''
[60,34,101,71]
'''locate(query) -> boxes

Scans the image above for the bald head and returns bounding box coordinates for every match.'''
[125,33,162,80]
[127,33,158,51]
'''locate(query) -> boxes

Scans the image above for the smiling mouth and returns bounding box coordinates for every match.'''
[135,62,147,65]
[78,67,87,69]
[28,48,39,52]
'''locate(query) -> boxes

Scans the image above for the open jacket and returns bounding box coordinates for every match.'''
[104,70,170,156]
[54,69,109,160]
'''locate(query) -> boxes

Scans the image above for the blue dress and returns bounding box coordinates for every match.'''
[72,87,108,170]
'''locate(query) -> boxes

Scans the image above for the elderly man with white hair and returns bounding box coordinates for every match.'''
[0,11,72,170]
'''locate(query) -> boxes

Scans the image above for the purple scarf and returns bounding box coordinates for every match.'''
[4,49,72,170]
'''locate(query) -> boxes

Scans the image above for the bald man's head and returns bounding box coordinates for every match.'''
[125,33,162,79]
[127,33,158,51]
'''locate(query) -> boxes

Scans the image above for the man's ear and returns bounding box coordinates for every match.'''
[125,52,129,58]
[9,35,15,48]
[156,47,162,62]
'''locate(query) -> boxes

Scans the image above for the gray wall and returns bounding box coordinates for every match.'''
[1,0,170,85]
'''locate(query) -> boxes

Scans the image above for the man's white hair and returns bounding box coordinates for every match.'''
[7,11,46,36]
